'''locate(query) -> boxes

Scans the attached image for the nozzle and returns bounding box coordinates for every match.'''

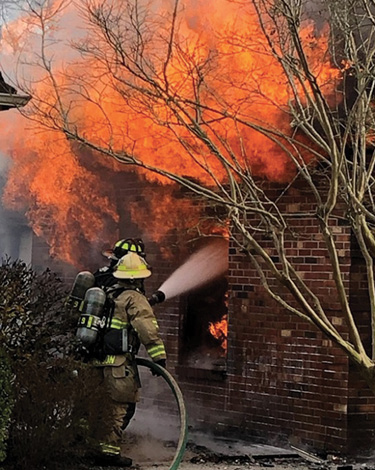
[148,290,166,306]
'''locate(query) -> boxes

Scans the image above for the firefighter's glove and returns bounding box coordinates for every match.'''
[151,359,166,377]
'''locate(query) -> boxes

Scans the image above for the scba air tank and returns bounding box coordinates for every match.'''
[68,271,95,311]
[76,287,107,347]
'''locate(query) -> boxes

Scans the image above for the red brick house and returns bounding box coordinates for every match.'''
[5,170,375,456]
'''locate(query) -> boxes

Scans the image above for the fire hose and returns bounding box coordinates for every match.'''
[136,357,188,470]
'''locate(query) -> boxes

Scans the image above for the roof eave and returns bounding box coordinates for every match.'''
[0,92,31,110]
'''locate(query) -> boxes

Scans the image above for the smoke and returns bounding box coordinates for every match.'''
[122,363,182,464]
[158,238,228,300]
[0,151,9,174]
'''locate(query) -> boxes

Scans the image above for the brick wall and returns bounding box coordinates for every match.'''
[224,183,351,452]
[347,235,375,453]
[167,180,375,455]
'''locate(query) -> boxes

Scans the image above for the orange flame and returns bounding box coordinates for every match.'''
[208,315,228,352]
[0,0,342,266]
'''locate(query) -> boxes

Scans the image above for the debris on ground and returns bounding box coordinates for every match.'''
[4,434,375,470]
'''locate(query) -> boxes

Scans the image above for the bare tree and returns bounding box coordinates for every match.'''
[7,0,375,391]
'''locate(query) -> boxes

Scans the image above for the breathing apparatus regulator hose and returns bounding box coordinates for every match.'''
[136,357,188,470]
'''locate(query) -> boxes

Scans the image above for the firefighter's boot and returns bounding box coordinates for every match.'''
[94,442,132,467]
[94,453,132,467]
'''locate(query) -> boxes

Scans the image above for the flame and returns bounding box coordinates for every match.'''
[208,314,228,352]
[1,117,120,268]
[0,0,342,266]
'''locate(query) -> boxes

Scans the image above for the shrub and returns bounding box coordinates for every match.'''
[0,258,73,361]
[0,349,13,463]
[0,259,112,469]
[7,358,111,470]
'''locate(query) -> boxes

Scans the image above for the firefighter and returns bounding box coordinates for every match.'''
[92,251,167,467]
[94,238,147,289]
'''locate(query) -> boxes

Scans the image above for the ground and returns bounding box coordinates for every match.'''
[114,368,375,470]
[136,439,375,470]
[77,432,375,470]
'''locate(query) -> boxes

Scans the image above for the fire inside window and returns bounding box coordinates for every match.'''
[181,276,228,371]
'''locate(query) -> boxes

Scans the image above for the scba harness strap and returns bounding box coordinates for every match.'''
[92,286,141,358]
[75,277,143,361]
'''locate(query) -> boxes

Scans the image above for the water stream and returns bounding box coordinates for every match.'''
[158,239,228,300]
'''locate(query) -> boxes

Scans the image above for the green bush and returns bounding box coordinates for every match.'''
[8,358,111,470]
[0,259,112,469]
[0,258,73,361]
[0,349,13,463]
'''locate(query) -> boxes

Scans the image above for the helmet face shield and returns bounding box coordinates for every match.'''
[113,252,152,279]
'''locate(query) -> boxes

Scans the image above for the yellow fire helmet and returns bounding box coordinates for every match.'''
[113,252,152,280]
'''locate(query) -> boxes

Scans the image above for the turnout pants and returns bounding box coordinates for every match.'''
[94,354,140,448]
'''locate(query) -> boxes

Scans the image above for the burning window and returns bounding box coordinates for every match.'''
[180,276,228,371]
